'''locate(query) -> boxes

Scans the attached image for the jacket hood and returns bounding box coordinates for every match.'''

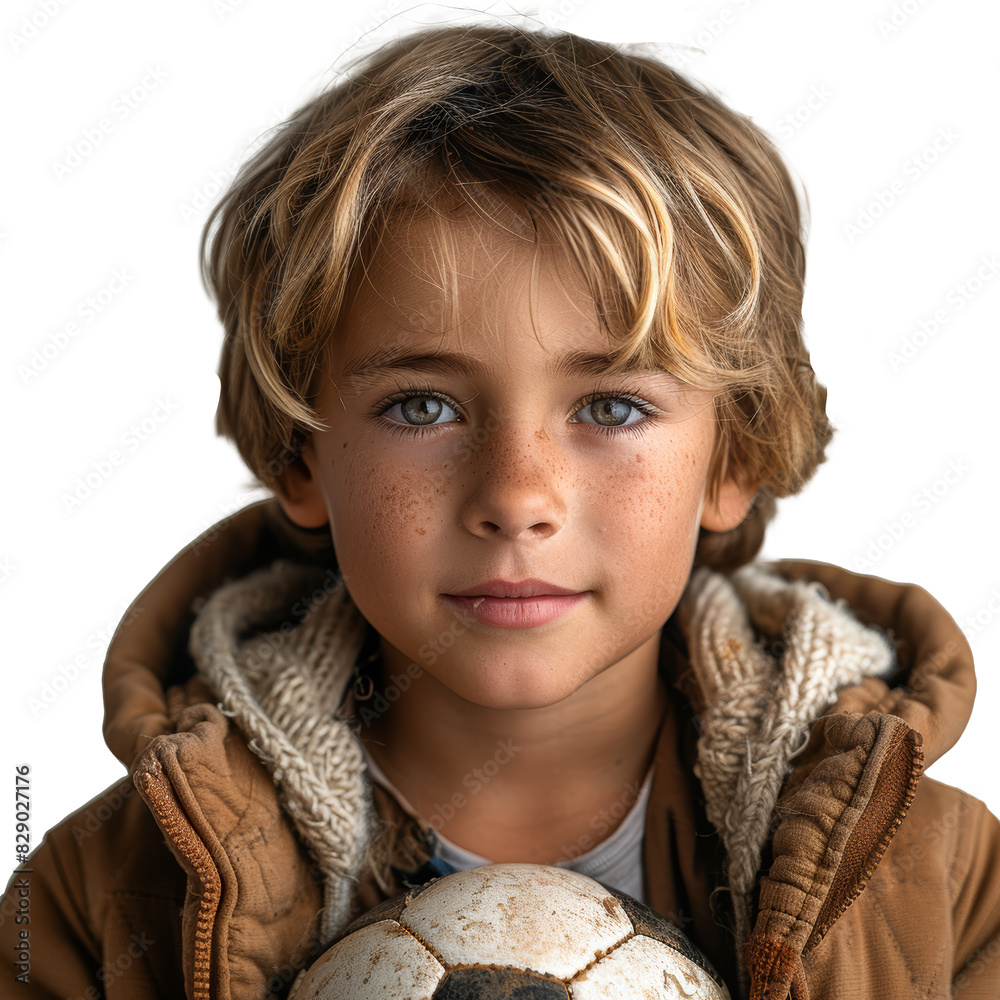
[102,500,337,771]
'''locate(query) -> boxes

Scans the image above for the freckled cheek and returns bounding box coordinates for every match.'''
[595,453,706,580]
[325,449,441,569]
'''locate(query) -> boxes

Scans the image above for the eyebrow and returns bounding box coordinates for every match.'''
[339,347,667,387]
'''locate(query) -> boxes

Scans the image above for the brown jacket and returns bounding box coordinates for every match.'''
[3,499,999,999]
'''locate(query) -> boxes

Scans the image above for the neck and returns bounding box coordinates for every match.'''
[358,630,670,861]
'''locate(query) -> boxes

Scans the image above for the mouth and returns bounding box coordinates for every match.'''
[442,583,588,630]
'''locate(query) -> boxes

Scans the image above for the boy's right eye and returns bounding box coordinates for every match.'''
[376,387,463,430]
[388,393,459,426]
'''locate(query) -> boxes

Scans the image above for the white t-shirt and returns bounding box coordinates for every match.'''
[358,740,654,904]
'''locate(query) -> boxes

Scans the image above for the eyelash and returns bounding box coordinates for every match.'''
[373,384,659,441]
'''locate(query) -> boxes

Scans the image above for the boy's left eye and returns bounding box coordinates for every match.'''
[571,393,648,428]
[376,388,656,435]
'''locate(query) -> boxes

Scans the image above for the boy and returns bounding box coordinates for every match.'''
[5,22,999,1000]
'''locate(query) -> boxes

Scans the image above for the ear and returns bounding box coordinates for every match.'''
[274,436,329,529]
[700,473,759,533]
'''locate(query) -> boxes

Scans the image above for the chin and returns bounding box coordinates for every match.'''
[449,669,586,712]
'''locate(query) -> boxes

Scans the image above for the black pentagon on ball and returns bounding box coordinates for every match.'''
[435,966,570,998]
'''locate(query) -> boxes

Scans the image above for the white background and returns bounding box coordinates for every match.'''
[3,0,998,845]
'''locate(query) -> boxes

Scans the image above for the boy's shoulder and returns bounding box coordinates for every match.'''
[804,774,1000,997]
[1,772,186,994]
[3,679,327,996]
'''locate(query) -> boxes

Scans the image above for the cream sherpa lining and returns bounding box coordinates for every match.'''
[683,563,895,990]
[186,557,896,972]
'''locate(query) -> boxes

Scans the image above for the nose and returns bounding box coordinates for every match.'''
[459,421,568,541]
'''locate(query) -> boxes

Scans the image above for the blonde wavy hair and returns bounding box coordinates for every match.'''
[201,23,831,571]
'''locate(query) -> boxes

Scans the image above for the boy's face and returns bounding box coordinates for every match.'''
[282,208,754,710]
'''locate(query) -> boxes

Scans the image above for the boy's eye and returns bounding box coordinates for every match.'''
[389,394,460,426]
[376,387,656,436]
[571,395,645,428]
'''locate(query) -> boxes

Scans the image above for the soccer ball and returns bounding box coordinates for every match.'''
[291,863,731,998]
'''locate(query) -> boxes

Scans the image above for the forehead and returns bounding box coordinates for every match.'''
[331,207,610,375]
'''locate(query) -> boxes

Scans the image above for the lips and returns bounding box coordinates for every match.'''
[442,579,588,629]
[447,578,582,599]
[443,594,587,628]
